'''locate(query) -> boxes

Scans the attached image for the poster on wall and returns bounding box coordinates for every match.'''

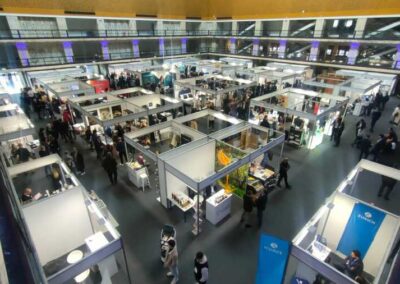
[337,202,386,259]
[256,233,290,284]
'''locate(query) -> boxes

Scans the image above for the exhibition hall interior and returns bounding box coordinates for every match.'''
[1,0,400,283]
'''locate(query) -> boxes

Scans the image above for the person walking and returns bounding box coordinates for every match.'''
[378,175,397,201]
[352,118,366,147]
[72,147,85,175]
[116,137,128,165]
[255,189,268,228]
[277,158,291,189]
[194,251,209,284]
[370,107,382,132]
[359,134,371,160]
[391,104,400,126]
[164,239,179,284]
[240,187,255,228]
[332,117,345,147]
[102,152,118,185]
[369,134,385,161]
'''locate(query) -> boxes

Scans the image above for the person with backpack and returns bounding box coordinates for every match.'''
[194,251,209,284]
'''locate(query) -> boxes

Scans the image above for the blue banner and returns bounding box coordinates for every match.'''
[337,202,386,259]
[256,233,290,284]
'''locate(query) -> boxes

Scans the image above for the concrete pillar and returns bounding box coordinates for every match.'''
[278,39,287,58]
[347,42,360,65]
[101,40,110,60]
[97,19,106,37]
[156,21,164,36]
[314,19,325,38]
[181,38,187,54]
[56,18,68,37]
[180,22,186,36]
[159,38,165,56]
[354,18,367,38]
[62,41,74,63]
[394,44,400,69]
[15,42,30,66]
[6,16,21,38]
[254,21,263,36]
[232,21,238,36]
[309,41,320,61]
[229,38,236,54]
[281,19,290,37]
[252,38,260,56]
[132,40,140,58]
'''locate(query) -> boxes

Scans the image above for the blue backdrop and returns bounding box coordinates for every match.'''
[256,233,290,284]
[337,202,386,259]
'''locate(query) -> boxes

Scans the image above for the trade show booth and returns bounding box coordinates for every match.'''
[4,154,130,284]
[249,88,349,149]
[157,124,284,234]
[335,69,397,96]
[123,120,207,190]
[174,109,244,135]
[108,60,153,75]
[125,64,176,91]
[219,57,253,68]
[0,104,36,165]
[174,74,257,113]
[28,67,88,86]
[290,160,400,284]
[43,79,96,102]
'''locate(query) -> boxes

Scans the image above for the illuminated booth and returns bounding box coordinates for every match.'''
[3,154,131,284]
[288,160,400,284]
[249,88,349,149]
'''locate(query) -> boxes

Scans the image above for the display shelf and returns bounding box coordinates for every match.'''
[250,166,275,182]
[169,191,194,212]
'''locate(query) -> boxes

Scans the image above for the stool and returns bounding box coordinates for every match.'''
[139,173,150,192]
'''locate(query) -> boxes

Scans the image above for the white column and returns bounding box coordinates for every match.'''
[129,20,137,36]
[355,18,367,38]
[314,19,325,38]
[6,16,21,38]
[55,18,68,37]
[156,21,164,36]
[132,40,140,58]
[15,42,30,66]
[180,21,186,35]
[254,21,263,36]
[347,42,360,65]
[97,19,106,37]
[232,21,238,35]
[278,40,287,58]
[252,39,260,56]
[62,42,74,63]
[281,19,290,37]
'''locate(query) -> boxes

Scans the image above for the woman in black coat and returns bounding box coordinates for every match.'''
[72,147,85,175]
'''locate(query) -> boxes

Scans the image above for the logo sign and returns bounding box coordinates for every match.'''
[256,234,290,284]
[337,203,386,259]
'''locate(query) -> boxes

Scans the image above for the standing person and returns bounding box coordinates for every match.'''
[164,239,179,284]
[332,117,345,147]
[92,130,103,160]
[358,134,371,160]
[369,134,385,161]
[352,118,366,147]
[378,175,397,201]
[102,152,118,185]
[116,137,128,165]
[277,158,291,189]
[14,143,30,163]
[194,251,209,284]
[72,147,85,175]
[391,104,400,126]
[255,189,268,228]
[370,107,382,132]
[240,187,255,228]
[39,144,51,176]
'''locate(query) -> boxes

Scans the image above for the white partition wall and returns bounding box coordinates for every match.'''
[23,188,93,265]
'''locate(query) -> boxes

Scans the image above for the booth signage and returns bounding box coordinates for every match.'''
[255,233,290,284]
[337,203,386,259]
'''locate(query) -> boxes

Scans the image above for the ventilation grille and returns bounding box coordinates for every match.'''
[65,10,95,16]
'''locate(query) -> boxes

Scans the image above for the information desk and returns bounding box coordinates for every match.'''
[206,189,232,225]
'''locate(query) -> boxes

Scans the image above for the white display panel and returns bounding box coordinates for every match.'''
[23,188,93,264]
[317,194,399,276]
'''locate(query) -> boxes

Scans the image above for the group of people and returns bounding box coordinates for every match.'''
[107,72,140,90]
[163,238,209,284]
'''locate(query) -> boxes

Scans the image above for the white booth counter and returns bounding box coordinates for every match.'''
[0,92,12,106]
[3,154,130,283]
[174,74,256,111]
[43,79,96,102]
[158,123,285,235]
[290,162,400,284]
[249,88,349,149]
[335,69,397,96]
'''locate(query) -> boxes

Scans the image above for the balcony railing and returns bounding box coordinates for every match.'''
[1,46,399,71]
[0,29,399,40]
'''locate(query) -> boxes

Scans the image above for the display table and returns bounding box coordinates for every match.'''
[206,189,232,225]
[159,112,173,121]
[126,162,147,189]
[308,240,332,262]
[250,166,275,182]
[170,191,194,212]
